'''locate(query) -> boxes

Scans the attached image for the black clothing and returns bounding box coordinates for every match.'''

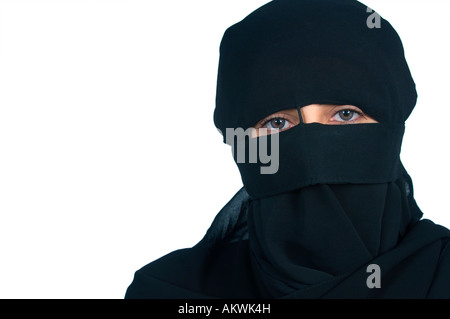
[213,0,417,135]
[125,188,450,298]
[125,0,450,299]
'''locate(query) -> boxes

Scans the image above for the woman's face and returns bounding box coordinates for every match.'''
[253,104,378,137]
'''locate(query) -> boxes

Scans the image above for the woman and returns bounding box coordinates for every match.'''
[125,0,450,298]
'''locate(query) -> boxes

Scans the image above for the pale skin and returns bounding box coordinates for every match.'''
[253,104,378,137]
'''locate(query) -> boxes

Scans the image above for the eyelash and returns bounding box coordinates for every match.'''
[257,107,367,133]
[332,108,365,121]
[260,114,290,128]
[260,108,364,124]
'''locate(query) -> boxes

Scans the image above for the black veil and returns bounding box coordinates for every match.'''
[125,0,450,299]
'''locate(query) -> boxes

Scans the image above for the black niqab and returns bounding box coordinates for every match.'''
[125,0,450,299]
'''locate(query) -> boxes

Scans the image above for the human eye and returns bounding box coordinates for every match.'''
[330,107,365,123]
[262,117,292,130]
[252,109,300,136]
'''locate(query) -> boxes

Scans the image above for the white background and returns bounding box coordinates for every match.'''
[0,0,449,298]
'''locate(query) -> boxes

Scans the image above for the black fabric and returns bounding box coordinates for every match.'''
[213,0,417,134]
[125,0,450,299]
[125,187,450,299]
[234,122,405,198]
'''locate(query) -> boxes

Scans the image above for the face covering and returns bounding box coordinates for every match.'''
[125,0,450,299]
[210,0,445,298]
[214,0,417,198]
[214,0,417,132]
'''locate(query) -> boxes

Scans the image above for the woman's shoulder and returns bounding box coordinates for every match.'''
[409,218,450,298]
[124,246,213,299]
[124,239,255,299]
[427,235,450,298]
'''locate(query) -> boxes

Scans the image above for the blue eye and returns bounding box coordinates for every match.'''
[264,118,289,130]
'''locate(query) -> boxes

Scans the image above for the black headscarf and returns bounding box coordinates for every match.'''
[125,0,450,299]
